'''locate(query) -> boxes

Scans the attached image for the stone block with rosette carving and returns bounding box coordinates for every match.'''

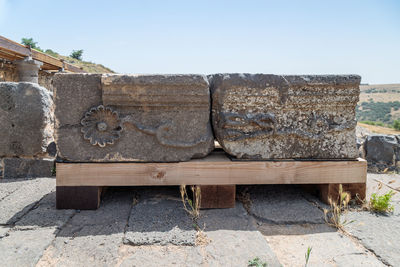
[53,74,214,162]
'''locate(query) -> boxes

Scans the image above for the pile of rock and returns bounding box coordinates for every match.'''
[358,132,400,172]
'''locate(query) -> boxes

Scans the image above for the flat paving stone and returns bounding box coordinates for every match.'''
[264,225,383,267]
[15,191,75,230]
[38,226,126,267]
[124,188,196,246]
[120,232,281,267]
[344,201,400,266]
[199,202,281,266]
[0,179,29,201]
[0,227,57,267]
[0,178,55,224]
[198,201,257,231]
[37,189,133,267]
[119,245,205,267]
[205,230,281,266]
[247,185,325,224]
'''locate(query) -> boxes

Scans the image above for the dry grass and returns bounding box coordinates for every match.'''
[195,230,210,246]
[357,122,400,135]
[180,185,201,220]
[323,184,354,229]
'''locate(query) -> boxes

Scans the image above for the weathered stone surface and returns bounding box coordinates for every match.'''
[37,189,133,267]
[0,178,55,224]
[15,191,75,230]
[246,185,325,224]
[0,227,57,267]
[0,82,54,157]
[2,157,54,178]
[124,192,196,246]
[265,226,384,267]
[210,74,360,159]
[0,227,8,239]
[344,202,400,266]
[54,74,214,162]
[365,135,399,165]
[13,58,43,83]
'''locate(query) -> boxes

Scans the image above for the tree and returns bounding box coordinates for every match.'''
[70,49,83,60]
[393,120,400,131]
[21,37,43,52]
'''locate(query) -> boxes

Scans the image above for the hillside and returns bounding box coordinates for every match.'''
[43,50,114,74]
[357,83,400,127]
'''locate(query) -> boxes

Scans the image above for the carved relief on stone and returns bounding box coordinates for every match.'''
[81,105,123,147]
[55,74,214,162]
[218,112,276,141]
[210,73,361,159]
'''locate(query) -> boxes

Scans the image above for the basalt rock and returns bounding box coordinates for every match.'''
[365,135,399,165]
[53,74,214,162]
[210,74,361,159]
[0,82,54,157]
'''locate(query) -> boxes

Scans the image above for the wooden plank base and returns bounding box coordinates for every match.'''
[56,186,102,210]
[56,152,367,186]
[56,152,367,209]
[199,185,236,209]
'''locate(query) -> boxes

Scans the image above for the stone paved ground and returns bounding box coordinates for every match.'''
[0,173,399,266]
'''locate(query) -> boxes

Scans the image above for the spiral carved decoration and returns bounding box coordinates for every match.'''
[81,105,123,147]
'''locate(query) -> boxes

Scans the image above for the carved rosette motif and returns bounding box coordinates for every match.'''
[81,105,123,147]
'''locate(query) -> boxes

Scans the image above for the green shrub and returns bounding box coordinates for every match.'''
[359,120,376,126]
[370,191,395,213]
[393,120,400,130]
[70,49,83,60]
[248,257,267,267]
[21,37,43,52]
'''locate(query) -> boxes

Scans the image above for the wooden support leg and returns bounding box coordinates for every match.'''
[317,183,366,204]
[199,185,236,209]
[56,186,102,210]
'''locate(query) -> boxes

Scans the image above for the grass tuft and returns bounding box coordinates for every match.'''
[324,184,354,229]
[180,185,201,220]
[305,246,312,267]
[369,190,395,213]
[248,257,267,267]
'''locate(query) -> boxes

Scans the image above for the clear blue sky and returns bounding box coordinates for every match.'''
[1,0,399,84]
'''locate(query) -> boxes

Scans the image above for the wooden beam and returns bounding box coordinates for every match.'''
[56,186,102,210]
[199,185,236,209]
[56,152,367,187]
[64,62,85,73]
[31,49,63,68]
[0,35,84,73]
[0,36,30,57]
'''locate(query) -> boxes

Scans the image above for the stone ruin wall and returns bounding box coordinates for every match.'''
[3,72,398,178]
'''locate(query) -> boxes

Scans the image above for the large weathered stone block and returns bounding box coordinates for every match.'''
[210,74,360,159]
[2,158,54,178]
[0,82,53,157]
[54,74,214,162]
